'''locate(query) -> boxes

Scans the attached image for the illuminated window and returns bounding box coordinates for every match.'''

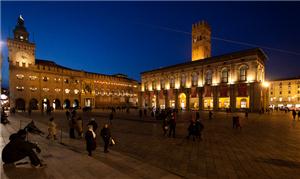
[192,73,198,87]
[74,89,79,94]
[55,88,61,92]
[43,77,49,81]
[16,74,24,79]
[205,70,212,85]
[160,79,165,89]
[16,86,25,91]
[144,82,148,91]
[221,69,228,83]
[240,66,247,81]
[29,76,37,80]
[180,74,186,88]
[152,81,156,90]
[64,79,69,84]
[170,77,175,88]
[65,89,70,94]
[42,88,49,92]
[29,87,37,92]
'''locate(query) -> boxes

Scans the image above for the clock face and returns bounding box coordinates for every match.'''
[16,51,30,62]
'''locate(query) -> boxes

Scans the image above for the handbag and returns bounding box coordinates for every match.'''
[110,137,115,145]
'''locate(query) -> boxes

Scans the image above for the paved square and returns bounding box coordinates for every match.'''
[3,110,300,178]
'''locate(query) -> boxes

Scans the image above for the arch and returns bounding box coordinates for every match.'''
[63,99,71,109]
[15,98,26,110]
[73,99,79,108]
[29,98,38,110]
[42,98,50,111]
[205,70,212,85]
[221,68,228,83]
[239,65,248,81]
[53,99,61,110]
[178,93,187,110]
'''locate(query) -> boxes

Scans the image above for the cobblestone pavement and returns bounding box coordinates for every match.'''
[16,110,300,178]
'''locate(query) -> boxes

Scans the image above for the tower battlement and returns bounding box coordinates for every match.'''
[191,20,211,61]
[192,20,211,30]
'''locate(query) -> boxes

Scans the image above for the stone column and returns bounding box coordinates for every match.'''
[164,90,169,108]
[186,89,190,111]
[213,86,218,111]
[198,87,203,111]
[230,84,236,112]
[175,89,179,109]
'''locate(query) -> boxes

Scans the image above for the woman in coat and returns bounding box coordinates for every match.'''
[100,124,111,153]
[85,125,96,156]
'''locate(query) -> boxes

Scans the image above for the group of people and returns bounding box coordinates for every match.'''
[66,109,83,139]
[292,110,300,120]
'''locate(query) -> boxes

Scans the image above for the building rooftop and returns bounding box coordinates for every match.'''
[269,76,300,82]
[35,59,138,82]
[141,48,267,75]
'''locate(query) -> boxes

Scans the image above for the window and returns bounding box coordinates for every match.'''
[42,88,49,92]
[64,79,69,84]
[180,74,186,87]
[205,70,212,85]
[16,86,24,91]
[240,66,247,81]
[29,87,37,92]
[192,73,198,87]
[170,77,175,88]
[55,88,61,92]
[160,79,165,90]
[29,76,37,80]
[16,74,24,80]
[221,69,228,83]
[43,77,48,82]
[65,89,70,94]
[152,81,156,90]
[74,89,79,94]
[144,82,148,91]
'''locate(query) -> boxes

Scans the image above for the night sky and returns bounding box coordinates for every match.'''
[1,2,300,88]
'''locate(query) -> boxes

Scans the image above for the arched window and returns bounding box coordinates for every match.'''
[192,72,198,87]
[205,70,212,85]
[160,79,165,90]
[180,74,186,87]
[221,68,228,83]
[144,82,148,91]
[170,77,175,88]
[240,66,247,81]
[152,80,156,90]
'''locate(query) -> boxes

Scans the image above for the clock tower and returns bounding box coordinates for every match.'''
[7,15,35,67]
[191,21,211,61]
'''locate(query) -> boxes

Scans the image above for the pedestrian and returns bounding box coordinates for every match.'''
[292,110,297,120]
[100,124,111,153]
[65,110,70,120]
[209,111,213,120]
[162,118,169,136]
[47,117,57,140]
[69,116,76,139]
[139,109,143,119]
[298,111,300,120]
[109,112,114,125]
[88,118,98,132]
[168,112,176,138]
[187,120,197,141]
[195,119,204,140]
[76,116,83,137]
[85,125,96,156]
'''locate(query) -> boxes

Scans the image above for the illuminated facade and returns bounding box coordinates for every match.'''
[269,77,300,109]
[141,21,268,112]
[8,16,139,110]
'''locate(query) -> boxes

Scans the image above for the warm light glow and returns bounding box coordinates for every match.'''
[262,81,270,88]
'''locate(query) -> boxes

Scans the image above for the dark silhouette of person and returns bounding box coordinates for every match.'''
[100,124,111,153]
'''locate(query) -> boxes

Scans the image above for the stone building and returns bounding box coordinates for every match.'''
[269,77,300,109]
[140,21,268,112]
[8,16,139,110]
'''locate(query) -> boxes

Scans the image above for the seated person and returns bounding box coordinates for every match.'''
[2,129,45,168]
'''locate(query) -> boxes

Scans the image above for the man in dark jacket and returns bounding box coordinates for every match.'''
[85,125,96,156]
[100,124,111,153]
[87,118,98,132]
[2,129,44,168]
[168,112,176,138]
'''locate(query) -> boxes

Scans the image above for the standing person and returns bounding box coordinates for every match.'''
[69,116,76,139]
[187,120,196,141]
[88,118,98,132]
[85,125,96,156]
[47,117,57,140]
[100,124,111,153]
[76,117,83,138]
[139,109,143,119]
[209,111,213,120]
[195,119,204,140]
[168,112,176,138]
[65,110,70,120]
[162,118,169,136]
[109,112,114,125]
[292,110,297,120]
[298,111,300,120]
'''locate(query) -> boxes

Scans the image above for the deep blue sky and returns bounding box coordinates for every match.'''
[1,2,300,88]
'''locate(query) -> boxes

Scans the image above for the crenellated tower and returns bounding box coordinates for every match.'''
[191,20,211,61]
[7,15,35,67]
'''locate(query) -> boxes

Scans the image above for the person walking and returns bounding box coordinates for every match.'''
[47,117,57,140]
[100,124,111,153]
[187,120,197,141]
[168,112,176,138]
[292,110,297,120]
[195,119,204,140]
[85,125,96,156]
[109,112,114,125]
[65,110,70,120]
[88,118,98,132]
[76,116,83,138]
[69,116,76,139]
